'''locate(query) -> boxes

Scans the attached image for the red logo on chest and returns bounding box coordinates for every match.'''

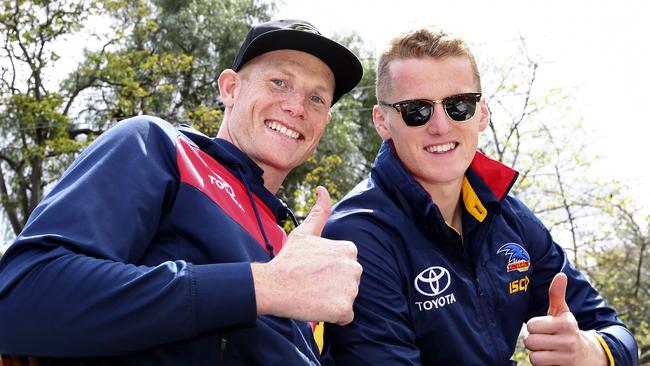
[175,137,285,253]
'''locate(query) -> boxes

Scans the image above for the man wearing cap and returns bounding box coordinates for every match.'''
[0,19,363,365]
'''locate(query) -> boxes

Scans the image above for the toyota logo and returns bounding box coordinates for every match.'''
[414,266,451,296]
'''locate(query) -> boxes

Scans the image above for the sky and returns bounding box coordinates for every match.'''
[277,0,650,218]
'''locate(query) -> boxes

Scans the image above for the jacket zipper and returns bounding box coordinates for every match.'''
[219,335,228,362]
[474,274,505,365]
[472,214,507,365]
[447,227,503,365]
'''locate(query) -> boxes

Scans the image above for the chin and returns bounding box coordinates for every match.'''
[267,157,302,172]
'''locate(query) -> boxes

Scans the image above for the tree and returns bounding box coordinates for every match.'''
[587,202,650,364]
[69,0,274,131]
[0,0,102,239]
[0,0,275,243]
[477,38,647,363]
[478,38,622,269]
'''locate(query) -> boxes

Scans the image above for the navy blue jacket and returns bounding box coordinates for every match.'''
[0,117,319,365]
[322,141,638,365]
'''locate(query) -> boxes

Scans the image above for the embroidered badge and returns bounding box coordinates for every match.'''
[496,243,530,272]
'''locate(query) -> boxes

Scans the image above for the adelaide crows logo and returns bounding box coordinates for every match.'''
[496,243,530,272]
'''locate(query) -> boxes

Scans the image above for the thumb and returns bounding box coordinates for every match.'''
[547,272,570,316]
[293,186,332,237]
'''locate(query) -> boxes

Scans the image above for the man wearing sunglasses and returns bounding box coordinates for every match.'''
[321,28,638,365]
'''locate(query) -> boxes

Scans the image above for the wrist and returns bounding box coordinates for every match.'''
[251,262,275,316]
[582,330,609,366]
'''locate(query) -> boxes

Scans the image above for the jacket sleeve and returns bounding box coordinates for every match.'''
[321,216,422,366]
[513,199,639,366]
[0,117,257,357]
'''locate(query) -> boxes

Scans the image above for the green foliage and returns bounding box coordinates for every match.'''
[585,204,650,363]
[479,39,622,268]
[510,328,533,366]
[0,0,275,240]
[0,0,98,237]
[478,38,648,359]
[70,0,273,126]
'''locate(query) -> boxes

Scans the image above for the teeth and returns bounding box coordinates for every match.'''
[266,121,300,139]
[425,142,456,153]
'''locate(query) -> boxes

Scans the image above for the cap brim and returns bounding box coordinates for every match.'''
[234,29,363,105]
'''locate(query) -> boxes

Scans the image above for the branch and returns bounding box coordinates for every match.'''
[0,151,20,172]
[486,104,503,161]
[505,62,538,146]
[27,155,43,215]
[2,35,19,92]
[63,74,98,116]
[612,204,646,298]
[640,348,650,365]
[68,127,102,139]
[0,163,23,235]
[63,37,119,115]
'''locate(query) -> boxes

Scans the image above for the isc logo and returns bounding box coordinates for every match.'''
[509,276,529,294]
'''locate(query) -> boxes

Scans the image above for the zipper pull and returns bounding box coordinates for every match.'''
[219,336,228,361]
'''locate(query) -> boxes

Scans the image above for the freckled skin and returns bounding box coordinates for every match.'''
[217,50,335,193]
[373,56,488,196]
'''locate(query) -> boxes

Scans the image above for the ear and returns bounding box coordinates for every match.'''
[218,69,239,108]
[478,98,489,132]
[372,105,392,140]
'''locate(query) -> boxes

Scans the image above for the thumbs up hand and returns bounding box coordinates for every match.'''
[524,273,608,366]
[251,186,362,325]
[547,272,570,317]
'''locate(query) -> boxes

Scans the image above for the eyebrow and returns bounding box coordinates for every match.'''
[273,63,333,98]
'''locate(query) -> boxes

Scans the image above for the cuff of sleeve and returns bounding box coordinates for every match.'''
[192,262,257,333]
[594,332,616,366]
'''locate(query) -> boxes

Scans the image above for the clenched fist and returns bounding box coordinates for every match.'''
[252,186,362,325]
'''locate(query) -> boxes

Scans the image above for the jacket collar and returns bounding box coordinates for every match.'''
[177,125,291,224]
[371,140,518,225]
[468,151,519,202]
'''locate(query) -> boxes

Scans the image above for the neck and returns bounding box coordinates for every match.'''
[216,120,287,195]
[420,178,463,229]
[257,165,286,194]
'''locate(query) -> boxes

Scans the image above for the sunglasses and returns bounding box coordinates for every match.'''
[379,92,482,126]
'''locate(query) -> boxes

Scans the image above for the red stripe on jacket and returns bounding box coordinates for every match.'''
[176,137,286,253]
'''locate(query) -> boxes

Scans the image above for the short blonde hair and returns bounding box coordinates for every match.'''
[376,28,481,101]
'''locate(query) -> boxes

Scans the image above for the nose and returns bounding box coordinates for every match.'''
[426,102,451,135]
[281,90,306,119]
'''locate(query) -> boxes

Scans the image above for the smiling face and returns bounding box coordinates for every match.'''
[373,56,489,194]
[217,50,335,192]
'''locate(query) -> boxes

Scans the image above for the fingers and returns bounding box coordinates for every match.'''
[525,328,580,366]
[528,350,575,366]
[525,332,577,352]
[268,186,361,324]
[547,272,569,316]
[526,274,587,366]
[293,186,332,237]
[334,259,362,326]
[527,312,578,335]
[333,298,358,326]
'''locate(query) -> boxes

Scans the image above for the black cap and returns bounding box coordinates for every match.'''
[232,19,363,106]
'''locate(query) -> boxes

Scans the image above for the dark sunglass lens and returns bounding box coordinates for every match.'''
[445,94,477,121]
[402,100,432,126]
